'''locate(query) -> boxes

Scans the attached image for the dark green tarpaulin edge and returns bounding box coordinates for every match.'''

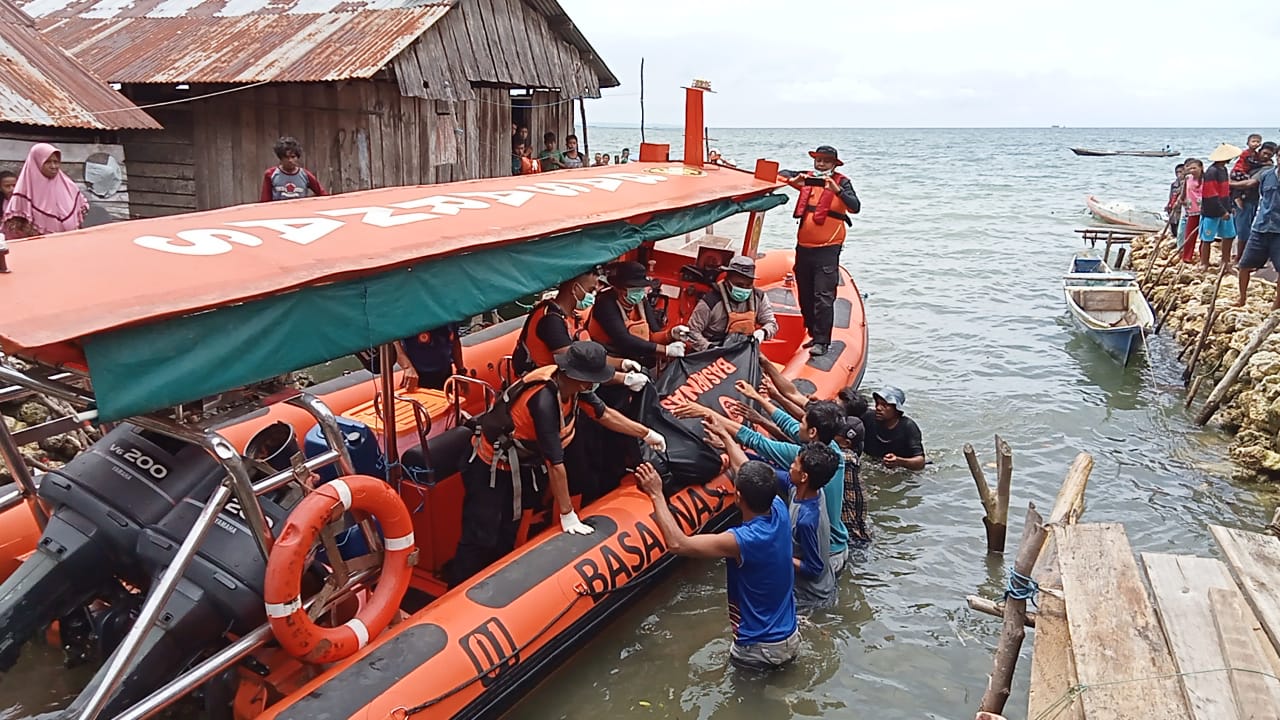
[83,193,786,421]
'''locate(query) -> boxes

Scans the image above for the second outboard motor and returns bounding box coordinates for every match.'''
[54,488,298,718]
[0,424,224,671]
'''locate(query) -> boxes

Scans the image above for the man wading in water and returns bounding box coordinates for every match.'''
[861,387,926,471]
[778,146,860,358]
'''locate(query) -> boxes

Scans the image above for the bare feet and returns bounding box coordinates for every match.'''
[1234,296,1248,307]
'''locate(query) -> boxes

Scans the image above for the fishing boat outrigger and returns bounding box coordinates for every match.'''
[0,89,866,720]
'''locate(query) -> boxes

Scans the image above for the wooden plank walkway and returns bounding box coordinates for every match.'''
[1056,524,1191,719]
[1142,554,1240,720]
[1021,523,1280,720]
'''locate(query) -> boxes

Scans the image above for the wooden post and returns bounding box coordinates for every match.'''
[1153,260,1188,334]
[578,97,589,160]
[1114,247,1127,270]
[1141,235,1168,287]
[966,595,1037,627]
[979,503,1048,715]
[639,58,646,144]
[994,435,1012,548]
[1196,312,1280,425]
[1146,241,1177,294]
[1182,258,1231,385]
[965,443,998,549]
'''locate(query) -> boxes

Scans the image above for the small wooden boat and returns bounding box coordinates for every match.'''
[1070,148,1179,157]
[1063,253,1154,366]
[1085,195,1165,232]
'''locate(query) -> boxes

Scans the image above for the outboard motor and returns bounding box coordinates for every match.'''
[56,491,297,719]
[0,424,225,671]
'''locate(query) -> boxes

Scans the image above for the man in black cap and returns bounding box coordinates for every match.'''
[586,261,688,366]
[779,146,861,357]
[450,341,668,584]
[686,254,779,351]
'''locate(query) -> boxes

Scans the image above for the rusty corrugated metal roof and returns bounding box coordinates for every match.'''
[0,0,159,129]
[35,4,452,84]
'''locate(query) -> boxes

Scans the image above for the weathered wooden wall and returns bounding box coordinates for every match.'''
[0,131,132,219]
[115,80,516,213]
[526,90,575,155]
[119,107,195,218]
[392,0,601,102]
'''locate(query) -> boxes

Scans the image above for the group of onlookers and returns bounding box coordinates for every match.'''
[1165,134,1280,308]
[510,124,630,175]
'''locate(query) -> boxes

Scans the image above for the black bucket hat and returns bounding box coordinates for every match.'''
[611,261,653,289]
[554,341,616,384]
[808,145,844,167]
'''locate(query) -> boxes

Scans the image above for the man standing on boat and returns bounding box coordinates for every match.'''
[779,146,861,357]
[450,342,667,585]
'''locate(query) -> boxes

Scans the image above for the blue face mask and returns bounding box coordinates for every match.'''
[625,287,647,305]
[575,283,595,311]
[728,285,752,303]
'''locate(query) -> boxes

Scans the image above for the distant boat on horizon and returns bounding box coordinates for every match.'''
[1071,147,1179,157]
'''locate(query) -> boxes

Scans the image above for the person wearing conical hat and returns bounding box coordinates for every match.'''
[1198,143,1242,269]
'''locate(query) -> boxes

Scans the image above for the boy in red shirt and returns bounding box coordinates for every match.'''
[260,137,327,202]
[1198,144,1241,269]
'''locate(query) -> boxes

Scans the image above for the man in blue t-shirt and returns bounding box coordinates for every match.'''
[636,460,799,670]
[676,394,851,576]
[1237,164,1280,309]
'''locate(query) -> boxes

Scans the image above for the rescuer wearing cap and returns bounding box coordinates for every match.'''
[586,261,689,366]
[450,341,668,585]
[779,146,861,358]
[686,255,779,351]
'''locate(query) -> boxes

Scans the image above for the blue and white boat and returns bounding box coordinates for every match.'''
[1063,253,1154,366]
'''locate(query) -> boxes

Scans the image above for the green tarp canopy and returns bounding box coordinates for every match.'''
[83,194,785,421]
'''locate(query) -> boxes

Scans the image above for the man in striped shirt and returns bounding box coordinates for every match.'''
[1199,144,1242,269]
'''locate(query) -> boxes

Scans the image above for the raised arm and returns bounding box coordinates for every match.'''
[635,464,740,561]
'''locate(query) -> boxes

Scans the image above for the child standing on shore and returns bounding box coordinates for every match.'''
[1179,158,1204,263]
[1200,144,1242,269]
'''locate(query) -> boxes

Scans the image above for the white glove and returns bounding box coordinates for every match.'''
[664,342,686,358]
[644,429,667,453]
[560,510,594,535]
[623,372,650,391]
[752,329,767,342]
[620,358,643,373]
[671,325,690,341]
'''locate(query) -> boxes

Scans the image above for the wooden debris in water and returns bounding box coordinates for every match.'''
[979,503,1047,715]
[964,435,1013,553]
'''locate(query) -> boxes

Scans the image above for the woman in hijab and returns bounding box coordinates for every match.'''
[2,144,88,238]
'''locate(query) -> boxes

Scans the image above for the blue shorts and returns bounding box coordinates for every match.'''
[1239,231,1280,271]
[1200,215,1237,243]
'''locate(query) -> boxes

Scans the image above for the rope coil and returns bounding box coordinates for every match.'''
[1004,568,1040,607]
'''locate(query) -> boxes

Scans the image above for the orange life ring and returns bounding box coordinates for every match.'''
[263,475,416,664]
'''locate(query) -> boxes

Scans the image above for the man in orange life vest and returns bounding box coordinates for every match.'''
[779,146,861,357]
[512,270,651,391]
[686,255,779,351]
[450,341,667,585]
[586,261,688,367]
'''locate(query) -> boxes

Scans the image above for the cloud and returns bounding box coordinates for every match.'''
[559,0,1279,127]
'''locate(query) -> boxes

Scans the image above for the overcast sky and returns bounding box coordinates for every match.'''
[558,0,1280,128]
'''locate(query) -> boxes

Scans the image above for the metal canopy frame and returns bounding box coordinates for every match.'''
[0,357,368,720]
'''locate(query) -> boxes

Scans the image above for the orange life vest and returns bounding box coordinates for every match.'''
[792,172,852,248]
[475,366,576,466]
[520,156,542,175]
[717,281,760,336]
[586,294,650,351]
[515,300,587,372]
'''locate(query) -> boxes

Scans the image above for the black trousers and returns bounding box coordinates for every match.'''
[794,244,842,345]
[448,441,593,587]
